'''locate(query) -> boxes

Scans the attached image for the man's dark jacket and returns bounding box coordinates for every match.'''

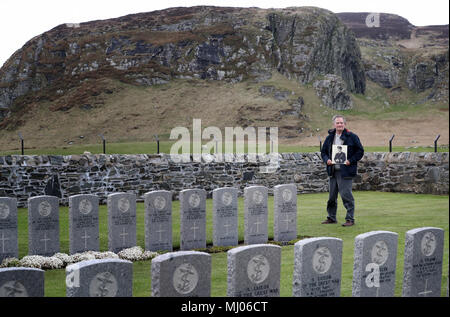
[321,128,364,178]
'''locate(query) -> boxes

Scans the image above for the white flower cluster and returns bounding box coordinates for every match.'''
[19,255,64,269]
[0,247,156,270]
[117,246,159,261]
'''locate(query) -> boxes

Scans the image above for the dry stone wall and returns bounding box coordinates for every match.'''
[0,152,447,207]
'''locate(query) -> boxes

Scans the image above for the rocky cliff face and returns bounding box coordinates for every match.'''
[337,12,449,103]
[0,6,366,124]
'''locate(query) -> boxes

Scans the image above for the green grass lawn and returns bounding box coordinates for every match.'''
[13,191,448,297]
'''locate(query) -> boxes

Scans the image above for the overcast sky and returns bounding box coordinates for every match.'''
[0,0,448,67]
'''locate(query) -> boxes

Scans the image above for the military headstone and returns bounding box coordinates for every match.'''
[227,244,281,297]
[179,189,206,251]
[273,184,297,242]
[66,259,133,297]
[144,190,173,252]
[212,187,238,247]
[107,193,137,253]
[69,194,100,254]
[151,251,211,297]
[293,237,343,297]
[402,227,444,297]
[0,268,45,297]
[244,186,268,245]
[28,196,60,256]
[352,231,398,297]
[0,197,18,262]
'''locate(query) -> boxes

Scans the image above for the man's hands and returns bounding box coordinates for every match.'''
[327,160,350,166]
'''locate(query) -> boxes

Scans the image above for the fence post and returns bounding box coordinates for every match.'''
[99,134,106,154]
[18,132,24,155]
[154,135,160,154]
[389,134,395,152]
[434,134,440,152]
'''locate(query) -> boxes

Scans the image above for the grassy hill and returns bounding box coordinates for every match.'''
[0,8,448,154]
[0,71,447,155]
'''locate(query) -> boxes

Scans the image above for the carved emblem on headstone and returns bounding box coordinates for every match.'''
[173,263,198,294]
[38,201,52,217]
[0,203,9,219]
[282,189,293,202]
[78,199,93,215]
[312,246,333,274]
[421,232,436,256]
[89,272,118,297]
[118,197,130,213]
[0,281,28,297]
[153,196,167,211]
[221,191,233,206]
[188,193,201,208]
[247,254,270,284]
[252,190,264,205]
[371,240,389,266]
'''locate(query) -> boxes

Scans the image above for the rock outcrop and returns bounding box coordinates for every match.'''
[313,74,353,110]
[337,12,449,103]
[0,6,366,124]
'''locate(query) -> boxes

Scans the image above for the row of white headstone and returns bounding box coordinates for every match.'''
[0,227,446,297]
[0,185,297,261]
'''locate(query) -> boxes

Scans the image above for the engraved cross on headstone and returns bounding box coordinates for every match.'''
[190,222,199,240]
[418,279,433,297]
[281,213,292,231]
[40,233,51,252]
[0,232,9,252]
[81,230,90,250]
[156,224,165,242]
[253,217,263,234]
[120,228,128,246]
[223,220,232,236]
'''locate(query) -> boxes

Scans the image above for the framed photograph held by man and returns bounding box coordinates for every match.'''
[332,145,348,164]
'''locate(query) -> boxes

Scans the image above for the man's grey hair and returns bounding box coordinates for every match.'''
[332,115,346,123]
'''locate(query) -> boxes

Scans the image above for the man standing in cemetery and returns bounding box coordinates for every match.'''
[320,115,364,227]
